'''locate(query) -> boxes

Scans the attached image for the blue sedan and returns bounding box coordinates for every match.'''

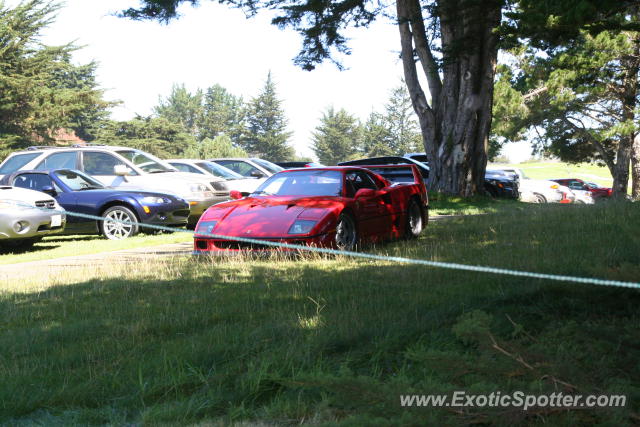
[0,169,190,239]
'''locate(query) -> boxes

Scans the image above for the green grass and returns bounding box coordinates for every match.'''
[0,231,191,265]
[1,202,639,425]
[492,161,614,187]
[429,193,521,216]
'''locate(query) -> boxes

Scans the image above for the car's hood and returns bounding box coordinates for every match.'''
[203,196,343,237]
[0,186,55,204]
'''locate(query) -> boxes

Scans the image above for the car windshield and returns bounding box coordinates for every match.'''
[116,150,174,173]
[251,170,342,197]
[251,158,284,174]
[196,162,244,179]
[54,169,105,191]
[587,182,600,188]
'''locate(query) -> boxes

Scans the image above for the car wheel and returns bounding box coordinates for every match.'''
[101,205,139,240]
[405,199,424,239]
[335,212,357,251]
[533,193,547,203]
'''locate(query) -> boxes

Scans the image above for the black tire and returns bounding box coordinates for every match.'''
[100,205,139,240]
[405,199,424,239]
[335,212,357,251]
[533,193,547,203]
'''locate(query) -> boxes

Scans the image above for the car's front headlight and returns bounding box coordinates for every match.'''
[141,196,169,204]
[288,220,317,235]
[190,184,208,193]
[195,220,218,236]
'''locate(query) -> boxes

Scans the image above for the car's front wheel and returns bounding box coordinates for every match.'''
[101,205,139,240]
[335,212,357,251]
[405,199,424,239]
[533,193,547,203]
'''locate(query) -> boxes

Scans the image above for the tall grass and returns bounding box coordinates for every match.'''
[1,202,639,425]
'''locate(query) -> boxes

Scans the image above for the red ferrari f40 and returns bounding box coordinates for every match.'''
[193,165,428,252]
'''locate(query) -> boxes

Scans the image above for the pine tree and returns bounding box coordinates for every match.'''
[383,84,422,155]
[312,107,361,165]
[200,84,246,143]
[184,135,248,159]
[242,72,294,161]
[154,84,203,137]
[361,112,394,157]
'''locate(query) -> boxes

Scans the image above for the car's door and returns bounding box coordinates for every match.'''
[345,171,391,241]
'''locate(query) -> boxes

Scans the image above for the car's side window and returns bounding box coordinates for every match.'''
[216,161,258,177]
[345,171,377,197]
[82,152,125,175]
[12,173,53,192]
[34,152,77,171]
[171,163,202,174]
[569,180,585,190]
[0,153,41,174]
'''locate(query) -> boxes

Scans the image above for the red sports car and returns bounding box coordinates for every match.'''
[193,165,428,252]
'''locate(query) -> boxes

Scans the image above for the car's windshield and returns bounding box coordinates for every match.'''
[0,153,40,174]
[251,170,342,197]
[251,158,284,174]
[116,150,174,173]
[54,169,105,191]
[587,182,600,188]
[196,162,244,179]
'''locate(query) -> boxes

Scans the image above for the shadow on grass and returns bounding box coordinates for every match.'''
[1,257,639,425]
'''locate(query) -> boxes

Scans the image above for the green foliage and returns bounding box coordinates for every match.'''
[382,83,423,154]
[361,112,394,157]
[241,72,294,161]
[0,0,114,158]
[95,116,197,158]
[183,135,248,159]
[200,84,246,142]
[154,83,203,136]
[311,106,361,165]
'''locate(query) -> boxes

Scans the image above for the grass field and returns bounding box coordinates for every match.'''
[0,231,191,265]
[492,161,615,187]
[1,201,638,425]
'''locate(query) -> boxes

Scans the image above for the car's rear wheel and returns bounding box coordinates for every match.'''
[101,205,139,240]
[533,193,547,203]
[405,199,424,239]
[335,212,357,251]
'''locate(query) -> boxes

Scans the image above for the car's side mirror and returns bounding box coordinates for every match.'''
[114,165,131,176]
[250,170,265,178]
[230,190,243,200]
[40,185,57,197]
[354,188,376,199]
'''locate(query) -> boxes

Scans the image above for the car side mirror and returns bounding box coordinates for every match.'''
[114,165,131,176]
[250,170,265,178]
[230,190,243,200]
[41,185,57,197]
[354,188,376,199]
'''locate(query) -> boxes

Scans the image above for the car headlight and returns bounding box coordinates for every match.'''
[190,184,208,193]
[210,181,228,191]
[195,220,218,236]
[141,196,169,204]
[288,220,317,235]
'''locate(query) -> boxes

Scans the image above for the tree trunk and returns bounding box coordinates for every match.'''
[397,0,502,196]
[632,133,640,200]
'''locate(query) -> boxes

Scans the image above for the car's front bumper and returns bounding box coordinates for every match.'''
[193,233,334,254]
[0,208,66,240]
[186,194,230,225]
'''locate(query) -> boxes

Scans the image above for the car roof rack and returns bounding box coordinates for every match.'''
[70,143,105,148]
[26,146,66,151]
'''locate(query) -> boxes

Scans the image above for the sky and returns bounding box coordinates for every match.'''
[9,0,532,162]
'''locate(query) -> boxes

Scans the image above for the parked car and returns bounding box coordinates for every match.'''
[193,165,428,253]
[341,156,519,199]
[1,169,191,239]
[166,159,266,195]
[0,145,229,226]
[276,161,325,169]
[0,186,66,248]
[552,178,612,200]
[483,169,521,199]
[209,158,284,179]
[490,167,566,203]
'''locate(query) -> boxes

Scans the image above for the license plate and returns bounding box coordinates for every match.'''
[51,215,62,227]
